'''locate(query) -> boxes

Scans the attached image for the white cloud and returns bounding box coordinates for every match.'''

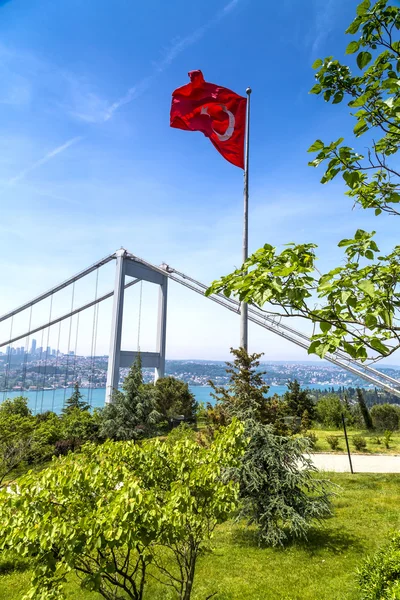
[7,137,83,185]
[311,0,336,56]
[102,0,244,121]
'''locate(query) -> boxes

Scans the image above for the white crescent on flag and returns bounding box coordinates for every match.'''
[200,104,235,142]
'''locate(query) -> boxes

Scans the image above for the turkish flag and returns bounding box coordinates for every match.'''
[170,70,247,169]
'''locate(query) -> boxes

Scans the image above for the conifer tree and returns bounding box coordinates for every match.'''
[99,354,160,440]
[210,347,270,423]
[357,388,373,430]
[62,382,89,414]
[284,380,315,419]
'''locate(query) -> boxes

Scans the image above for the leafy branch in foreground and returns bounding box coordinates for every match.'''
[207,230,400,361]
[309,0,400,216]
[208,0,400,362]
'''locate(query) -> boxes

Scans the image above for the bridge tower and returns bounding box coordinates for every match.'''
[105,249,168,403]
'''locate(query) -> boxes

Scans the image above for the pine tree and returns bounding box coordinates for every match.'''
[209,347,270,423]
[284,380,315,419]
[62,382,89,414]
[357,388,373,430]
[99,355,160,440]
[301,409,311,432]
[211,348,332,546]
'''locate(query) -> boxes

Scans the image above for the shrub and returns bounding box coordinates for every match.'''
[0,420,245,600]
[384,430,393,450]
[358,532,400,600]
[353,435,367,452]
[316,395,349,428]
[326,435,340,450]
[370,404,399,432]
[372,436,382,445]
[304,431,318,450]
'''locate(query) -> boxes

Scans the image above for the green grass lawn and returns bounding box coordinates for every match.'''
[310,427,400,454]
[1,472,399,599]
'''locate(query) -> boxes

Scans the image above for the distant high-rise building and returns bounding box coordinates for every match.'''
[31,339,37,354]
[69,351,74,356]
[46,346,51,356]
[52,349,56,356]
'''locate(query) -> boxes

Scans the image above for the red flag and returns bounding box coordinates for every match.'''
[170,70,247,169]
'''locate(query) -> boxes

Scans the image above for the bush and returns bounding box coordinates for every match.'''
[358,532,400,600]
[326,435,340,450]
[0,421,245,600]
[316,395,349,428]
[370,404,399,432]
[304,431,318,449]
[372,436,382,445]
[384,430,393,450]
[353,435,367,452]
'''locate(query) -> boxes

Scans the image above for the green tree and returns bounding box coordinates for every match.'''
[153,376,198,422]
[0,396,31,418]
[59,408,99,451]
[0,420,245,600]
[206,0,400,362]
[99,356,160,440]
[210,347,271,423]
[316,395,348,428]
[357,388,374,430]
[284,380,315,419]
[0,414,34,486]
[211,349,332,546]
[370,402,399,430]
[233,422,332,546]
[62,382,89,414]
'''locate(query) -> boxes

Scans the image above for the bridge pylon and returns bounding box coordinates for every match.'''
[105,249,168,403]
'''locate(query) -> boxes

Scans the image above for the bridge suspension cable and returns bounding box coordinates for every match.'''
[1,251,399,401]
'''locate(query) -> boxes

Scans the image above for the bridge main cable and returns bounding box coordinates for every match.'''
[0,252,117,323]
[0,278,140,348]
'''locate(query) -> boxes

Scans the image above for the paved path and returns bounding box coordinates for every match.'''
[310,453,400,473]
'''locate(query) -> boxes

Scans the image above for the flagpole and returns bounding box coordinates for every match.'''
[240,87,252,351]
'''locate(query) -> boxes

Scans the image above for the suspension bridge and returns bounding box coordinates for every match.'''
[1,247,399,414]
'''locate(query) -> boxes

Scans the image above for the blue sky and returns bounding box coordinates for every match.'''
[1,0,399,363]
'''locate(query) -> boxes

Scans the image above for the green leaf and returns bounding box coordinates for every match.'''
[353,119,368,136]
[356,0,370,16]
[358,280,375,298]
[309,83,322,94]
[370,338,389,355]
[343,171,360,188]
[312,58,323,69]
[320,321,332,333]
[346,17,362,34]
[346,41,360,54]
[308,140,325,153]
[365,314,377,328]
[332,91,344,104]
[357,51,372,69]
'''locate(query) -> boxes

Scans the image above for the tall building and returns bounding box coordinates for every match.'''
[31,339,37,354]
[46,346,51,356]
